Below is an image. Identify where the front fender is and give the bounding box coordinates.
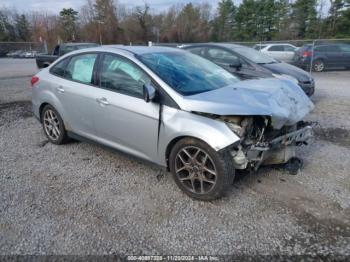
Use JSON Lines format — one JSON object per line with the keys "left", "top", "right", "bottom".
{"left": 158, "top": 106, "right": 240, "bottom": 166}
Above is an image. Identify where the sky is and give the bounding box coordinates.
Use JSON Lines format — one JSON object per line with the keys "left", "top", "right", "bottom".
{"left": 1, "top": 0, "right": 224, "bottom": 14}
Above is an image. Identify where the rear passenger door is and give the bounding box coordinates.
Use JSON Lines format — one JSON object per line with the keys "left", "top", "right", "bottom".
{"left": 50, "top": 53, "right": 99, "bottom": 138}
{"left": 326, "top": 45, "right": 343, "bottom": 67}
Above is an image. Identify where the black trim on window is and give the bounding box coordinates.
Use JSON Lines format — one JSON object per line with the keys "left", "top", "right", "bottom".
{"left": 49, "top": 51, "right": 101, "bottom": 88}
{"left": 96, "top": 52, "right": 180, "bottom": 109}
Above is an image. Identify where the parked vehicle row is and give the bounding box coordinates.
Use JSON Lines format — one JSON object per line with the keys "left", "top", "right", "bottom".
{"left": 6, "top": 50, "right": 38, "bottom": 58}
{"left": 253, "top": 42, "right": 350, "bottom": 72}
{"left": 31, "top": 46, "right": 314, "bottom": 200}
{"left": 181, "top": 43, "right": 315, "bottom": 96}
{"left": 36, "top": 43, "right": 99, "bottom": 68}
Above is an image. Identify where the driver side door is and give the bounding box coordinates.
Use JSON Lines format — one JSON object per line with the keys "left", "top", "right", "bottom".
{"left": 93, "top": 53, "right": 160, "bottom": 162}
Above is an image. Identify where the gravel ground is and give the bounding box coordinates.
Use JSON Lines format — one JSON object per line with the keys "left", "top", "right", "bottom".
{"left": 0, "top": 59, "right": 349, "bottom": 257}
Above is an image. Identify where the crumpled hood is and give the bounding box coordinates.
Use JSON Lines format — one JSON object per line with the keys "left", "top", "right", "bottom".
{"left": 180, "top": 78, "right": 314, "bottom": 129}
{"left": 262, "top": 62, "right": 313, "bottom": 82}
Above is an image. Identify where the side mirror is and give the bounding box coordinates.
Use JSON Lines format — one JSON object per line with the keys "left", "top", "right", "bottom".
{"left": 143, "top": 83, "right": 156, "bottom": 103}
{"left": 229, "top": 58, "right": 242, "bottom": 70}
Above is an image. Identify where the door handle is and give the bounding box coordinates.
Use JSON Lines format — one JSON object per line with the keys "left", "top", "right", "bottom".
{"left": 56, "top": 86, "right": 65, "bottom": 93}
{"left": 96, "top": 97, "right": 110, "bottom": 106}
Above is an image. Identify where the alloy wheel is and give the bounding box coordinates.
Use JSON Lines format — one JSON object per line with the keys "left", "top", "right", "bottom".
{"left": 175, "top": 146, "right": 217, "bottom": 194}
{"left": 43, "top": 109, "right": 61, "bottom": 141}
{"left": 314, "top": 61, "right": 324, "bottom": 72}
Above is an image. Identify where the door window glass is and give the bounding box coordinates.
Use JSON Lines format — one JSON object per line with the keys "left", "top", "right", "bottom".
{"left": 100, "top": 54, "right": 151, "bottom": 98}
{"left": 187, "top": 47, "right": 206, "bottom": 57}
{"left": 340, "top": 44, "right": 350, "bottom": 52}
{"left": 284, "top": 45, "right": 296, "bottom": 52}
{"left": 327, "top": 45, "right": 341, "bottom": 52}
{"left": 65, "top": 53, "right": 97, "bottom": 84}
{"left": 50, "top": 58, "right": 69, "bottom": 77}
{"left": 207, "top": 48, "right": 238, "bottom": 65}
{"left": 268, "top": 45, "right": 284, "bottom": 51}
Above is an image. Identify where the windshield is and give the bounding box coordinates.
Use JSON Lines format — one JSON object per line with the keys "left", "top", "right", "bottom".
{"left": 233, "top": 46, "right": 278, "bottom": 64}
{"left": 138, "top": 51, "right": 239, "bottom": 96}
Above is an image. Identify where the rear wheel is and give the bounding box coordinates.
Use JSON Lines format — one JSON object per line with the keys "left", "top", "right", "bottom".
{"left": 41, "top": 105, "right": 68, "bottom": 145}
{"left": 313, "top": 60, "right": 325, "bottom": 72}
{"left": 169, "top": 138, "right": 235, "bottom": 201}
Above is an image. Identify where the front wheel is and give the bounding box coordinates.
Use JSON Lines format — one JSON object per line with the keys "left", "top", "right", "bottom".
{"left": 169, "top": 138, "right": 235, "bottom": 201}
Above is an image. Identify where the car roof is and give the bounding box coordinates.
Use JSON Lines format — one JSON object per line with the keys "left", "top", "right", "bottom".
{"left": 62, "top": 42, "right": 98, "bottom": 46}
{"left": 101, "top": 45, "right": 181, "bottom": 55}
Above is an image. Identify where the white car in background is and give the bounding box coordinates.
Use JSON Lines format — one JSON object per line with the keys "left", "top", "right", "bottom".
{"left": 254, "top": 43, "right": 298, "bottom": 63}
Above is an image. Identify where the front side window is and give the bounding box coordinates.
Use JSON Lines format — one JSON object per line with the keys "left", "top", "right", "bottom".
{"left": 340, "top": 44, "right": 350, "bottom": 52}
{"left": 232, "top": 46, "right": 277, "bottom": 64}
{"left": 187, "top": 47, "right": 206, "bottom": 57}
{"left": 99, "top": 54, "right": 151, "bottom": 98}
{"left": 327, "top": 45, "right": 341, "bottom": 52}
{"left": 65, "top": 53, "right": 97, "bottom": 84}
{"left": 139, "top": 51, "right": 239, "bottom": 96}
{"left": 207, "top": 48, "right": 238, "bottom": 65}
{"left": 50, "top": 58, "right": 69, "bottom": 77}
{"left": 284, "top": 45, "right": 296, "bottom": 52}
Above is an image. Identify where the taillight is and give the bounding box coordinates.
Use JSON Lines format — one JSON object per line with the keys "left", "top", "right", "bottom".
{"left": 302, "top": 51, "right": 312, "bottom": 57}
{"left": 31, "top": 76, "right": 39, "bottom": 87}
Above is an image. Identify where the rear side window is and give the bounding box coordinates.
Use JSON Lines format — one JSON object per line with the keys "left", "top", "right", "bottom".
{"left": 99, "top": 54, "right": 151, "bottom": 98}
{"left": 50, "top": 58, "right": 69, "bottom": 77}
{"left": 314, "top": 46, "right": 328, "bottom": 52}
{"left": 65, "top": 53, "right": 97, "bottom": 84}
{"left": 268, "top": 45, "right": 284, "bottom": 51}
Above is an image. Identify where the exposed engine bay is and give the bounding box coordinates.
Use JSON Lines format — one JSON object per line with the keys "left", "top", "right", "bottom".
{"left": 220, "top": 115, "right": 313, "bottom": 170}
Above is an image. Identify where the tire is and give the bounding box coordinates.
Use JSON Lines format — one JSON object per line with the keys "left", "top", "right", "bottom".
{"left": 169, "top": 137, "right": 235, "bottom": 201}
{"left": 313, "top": 59, "right": 325, "bottom": 72}
{"left": 41, "top": 104, "right": 69, "bottom": 145}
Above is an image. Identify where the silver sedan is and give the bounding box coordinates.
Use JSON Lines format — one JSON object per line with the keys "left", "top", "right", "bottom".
{"left": 31, "top": 46, "right": 314, "bottom": 200}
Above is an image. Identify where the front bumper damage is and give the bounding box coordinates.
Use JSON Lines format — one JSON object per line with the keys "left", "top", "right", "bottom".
{"left": 232, "top": 125, "right": 314, "bottom": 170}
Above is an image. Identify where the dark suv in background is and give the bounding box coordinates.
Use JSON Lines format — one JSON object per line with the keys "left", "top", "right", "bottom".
{"left": 293, "top": 43, "right": 350, "bottom": 72}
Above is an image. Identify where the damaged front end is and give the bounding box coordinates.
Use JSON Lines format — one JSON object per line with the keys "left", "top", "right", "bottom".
{"left": 221, "top": 116, "right": 313, "bottom": 170}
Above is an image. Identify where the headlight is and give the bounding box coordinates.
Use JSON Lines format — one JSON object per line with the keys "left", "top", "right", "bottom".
{"left": 226, "top": 122, "right": 242, "bottom": 137}
{"left": 272, "top": 73, "right": 298, "bottom": 84}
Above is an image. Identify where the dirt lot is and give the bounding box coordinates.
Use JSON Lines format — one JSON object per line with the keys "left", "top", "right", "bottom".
{"left": 0, "top": 58, "right": 349, "bottom": 257}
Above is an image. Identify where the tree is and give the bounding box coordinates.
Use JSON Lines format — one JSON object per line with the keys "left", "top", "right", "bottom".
{"left": 290, "top": 0, "right": 318, "bottom": 39}
{"left": 134, "top": 4, "right": 152, "bottom": 43}
{"left": 93, "top": 0, "right": 121, "bottom": 44}
{"left": 0, "top": 10, "right": 17, "bottom": 41}
{"left": 59, "top": 8, "right": 78, "bottom": 41}
{"left": 212, "top": 0, "right": 236, "bottom": 41}
{"left": 15, "top": 14, "right": 31, "bottom": 41}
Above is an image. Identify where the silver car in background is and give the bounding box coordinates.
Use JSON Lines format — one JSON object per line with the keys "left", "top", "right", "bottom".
{"left": 254, "top": 43, "right": 298, "bottom": 63}
{"left": 31, "top": 46, "right": 314, "bottom": 200}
